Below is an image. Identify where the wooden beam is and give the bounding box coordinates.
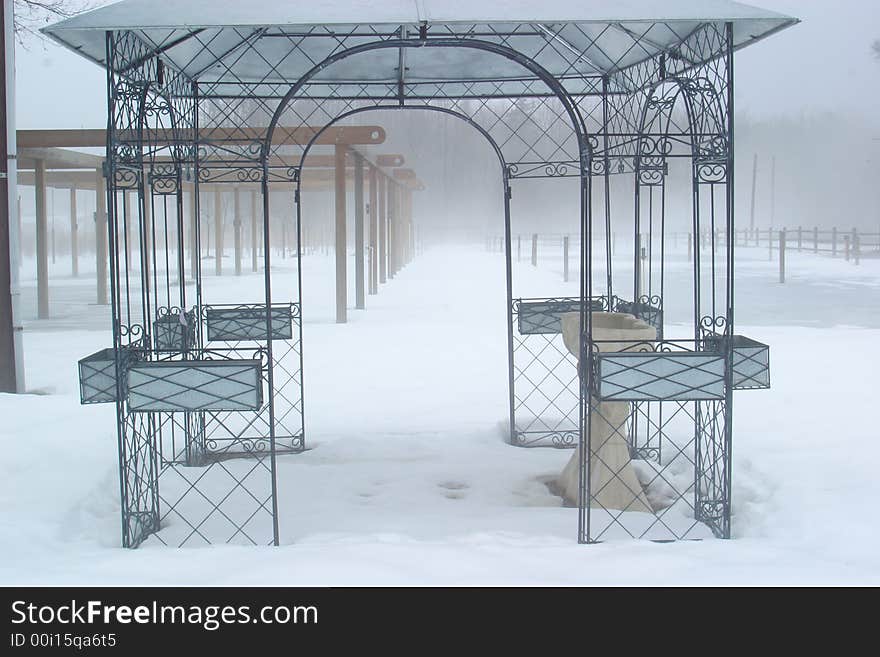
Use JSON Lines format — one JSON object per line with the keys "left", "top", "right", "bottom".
{"left": 18, "top": 146, "right": 102, "bottom": 169}
{"left": 375, "top": 154, "right": 405, "bottom": 167}
{"left": 17, "top": 126, "right": 386, "bottom": 148}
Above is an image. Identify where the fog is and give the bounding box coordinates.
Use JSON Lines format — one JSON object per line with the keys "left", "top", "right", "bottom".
{"left": 12, "top": 0, "right": 880, "bottom": 238}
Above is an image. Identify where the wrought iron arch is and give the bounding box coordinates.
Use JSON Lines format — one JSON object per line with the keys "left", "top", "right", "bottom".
{"left": 258, "top": 37, "right": 597, "bottom": 471}
{"left": 262, "top": 38, "right": 593, "bottom": 167}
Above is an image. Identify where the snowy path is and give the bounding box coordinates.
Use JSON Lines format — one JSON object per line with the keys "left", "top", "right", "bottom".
{"left": 1, "top": 245, "right": 879, "bottom": 584}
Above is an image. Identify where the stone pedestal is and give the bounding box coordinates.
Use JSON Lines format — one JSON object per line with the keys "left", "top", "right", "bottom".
{"left": 558, "top": 312, "right": 654, "bottom": 513}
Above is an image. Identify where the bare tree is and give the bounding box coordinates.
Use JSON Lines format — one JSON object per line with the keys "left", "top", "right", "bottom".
{"left": 13, "top": 1, "right": 92, "bottom": 42}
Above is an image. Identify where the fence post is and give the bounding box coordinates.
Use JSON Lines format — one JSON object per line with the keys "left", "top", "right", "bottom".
{"left": 563, "top": 235, "right": 569, "bottom": 282}
{"left": 687, "top": 232, "right": 692, "bottom": 262}
{"left": 779, "top": 229, "right": 786, "bottom": 284}
{"left": 797, "top": 226, "right": 802, "bottom": 252}
{"left": 844, "top": 234, "right": 850, "bottom": 262}
{"left": 832, "top": 227, "right": 837, "bottom": 257}
{"left": 768, "top": 227, "right": 773, "bottom": 261}
{"left": 531, "top": 233, "right": 538, "bottom": 267}
{"left": 813, "top": 226, "right": 818, "bottom": 254}
{"left": 854, "top": 229, "right": 860, "bottom": 265}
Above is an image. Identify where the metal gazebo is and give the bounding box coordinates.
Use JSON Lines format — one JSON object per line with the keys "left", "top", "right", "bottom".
{"left": 48, "top": 0, "right": 796, "bottom": 547}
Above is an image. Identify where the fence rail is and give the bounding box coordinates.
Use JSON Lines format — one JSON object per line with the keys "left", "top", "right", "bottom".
{"left": 488, "top": 226, "right": 880, "bottom": 284}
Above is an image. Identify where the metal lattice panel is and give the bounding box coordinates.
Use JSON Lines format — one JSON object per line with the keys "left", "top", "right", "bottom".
{"left": 594, "top": 350, "right": 726, "bottom": 402}
{"left": 128, "top": 359, "right": 264, "bottom": 412}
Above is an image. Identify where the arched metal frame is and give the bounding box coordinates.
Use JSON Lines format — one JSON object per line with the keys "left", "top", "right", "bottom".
{"left": 94, "top": 19, "right": 764, "bottom": 548}
{"left": 284, "top": 103, "right": 515, "bottom": 449}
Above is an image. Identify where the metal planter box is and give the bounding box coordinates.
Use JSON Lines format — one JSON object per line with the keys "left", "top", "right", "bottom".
{"left": 153, "top": 308, "right": 197, "bottom": 352}
{"left": 78, "top": 346, "right": 141, "bottom": 404}
{"left": 594, "top": 351, "right": 726, "bottom": 401}
{"left": 729, "top": 335, "right": 770, "bottom": 390}
{"left": 701, "top": 333, "right": 771, "bottom": 390}
{"left": 517, "top": 299, "right": 605, "bottom": 335}
{"left": 205, "top": 305, "right": 293, "bottom": 342}
{"left": 127, "top": 359, "right": 263, "bottom": 412}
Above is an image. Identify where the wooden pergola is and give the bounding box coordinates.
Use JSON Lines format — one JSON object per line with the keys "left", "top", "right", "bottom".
{"left": 17, "top": 128, "right": 423, "bottom": 320}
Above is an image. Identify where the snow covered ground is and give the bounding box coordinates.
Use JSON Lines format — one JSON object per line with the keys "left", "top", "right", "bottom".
{"left": 1, "top": 241, "right": 879, "bottom": 585}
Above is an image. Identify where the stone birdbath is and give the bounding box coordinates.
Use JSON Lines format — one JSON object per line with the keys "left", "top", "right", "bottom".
{"left": 557, "top": 312, "right": 655, "bottom": 513}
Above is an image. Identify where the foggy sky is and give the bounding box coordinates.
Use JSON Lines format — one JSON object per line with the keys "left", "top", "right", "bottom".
{"left": 10, "top": 1, "right": 880, "bottom": 234}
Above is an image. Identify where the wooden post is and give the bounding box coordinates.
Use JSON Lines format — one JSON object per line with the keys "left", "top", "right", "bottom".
{"left": 404, "top": 187, "right": 413, "bottom": 265}
{"left": 854, "top": 229, "right": 860, "bottom": 265}
{"left": 0, "top": 2, "right": 20, "bottom": 392}
{"left": 378, "top": 173, "right": 387, "bottom": 285}
{"left": 844, "top": 234, "right": 850, "bottom": 262}
{"left": 369, "top": 165, "right": 378, "bottom": 295}
{"left": 388, "top": 182, "right": 396, "bottom": 279}
{"left": 214, "top": 187, "right": 223, "bottom": 275}
{"left": 779, "top": 229, "right": 785, "bottom": 284}
{"left": 770, "top": 154, "right": 776, "bottom": 227}
{"left": 641, "top": 243, "right": 647, "bottom": 297}
{"left": 123, "top": 190, "right": 131, "bottom": 270}
{"left": 35, "top": 159, "right": 48, "bottom": 318}
{"left": 831, "top": 227, "right": 837, "bottom": 257}
{"left": 282, "top": 192, "right": 287, "bottom": 260}
{"left": 187, "top": 185, "right": 198, "bottom": 279}
{"left": 563, "top": 235, "right": 569, "bottom": 282}
{"left": 334, "top": 144, "right": 347, "bottom": 323}
{"left": 749, "top": 153, "right": 757, "bottom": 230}
{"left": 531, "top": 233, "right": 538, "bottom": 266}
{"left": 204, "top": 197, "right": 211, "bottom": 258}
{"left": 251, "top": 189, "right": 258, "bottom": 272}
{"left": 141, "top": 184, "right": 150, "bottom": 290}
{"left": 95, "top": 167, "right": 108, "bottom": 305}
{"left": 16, "top": 193, "right": 21, "bottom": 262}
{"left": 69, "top": 187, "right": 78, "bottom": 277}
{"left": 354, "top": 153, "right": 365, "bottom": 309}
{"left": 233, "top": 187, "right": 242, "bottom": 276}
